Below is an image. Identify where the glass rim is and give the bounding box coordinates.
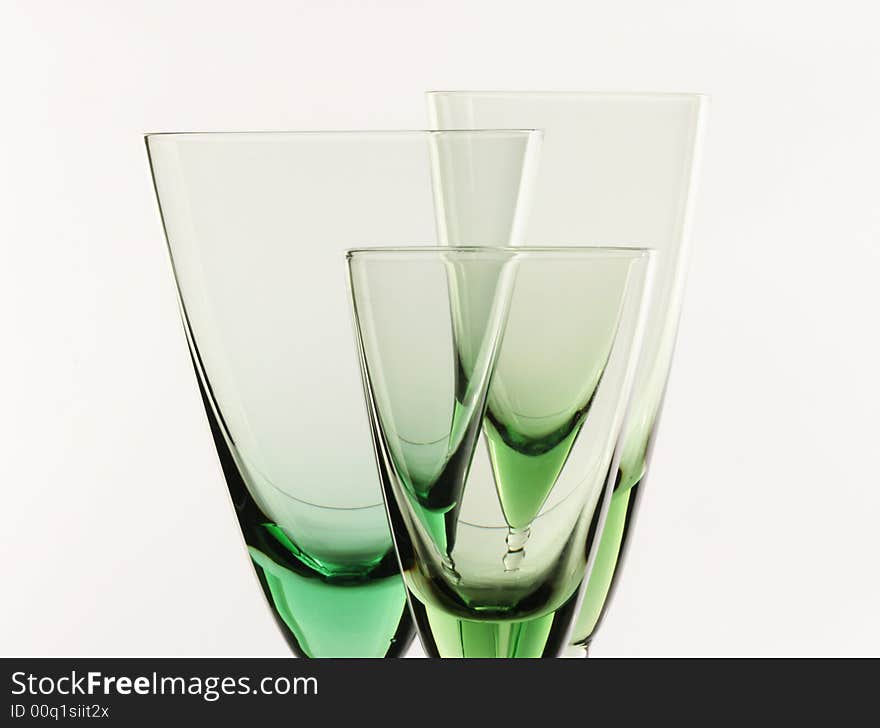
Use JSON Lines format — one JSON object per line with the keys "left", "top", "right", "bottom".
{"left": 144, "top": 128, "right": 543, "bottom": 141}
{"left": 346, "top": 245, "right": 655, "bottom": 260}
{"left": 427, "top": 90, "right": 709, "bottom": 101}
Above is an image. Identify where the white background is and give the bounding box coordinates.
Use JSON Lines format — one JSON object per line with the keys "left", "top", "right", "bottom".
{"left": 1, "top": 0, "right": 878, "bottom": 657}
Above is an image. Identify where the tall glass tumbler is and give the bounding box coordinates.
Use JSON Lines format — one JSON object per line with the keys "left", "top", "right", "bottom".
{"left": 349, "top": 247, "right": 654, "bottom": 657}
{"left": 145, "top": 130, "right": 541, "bottom": 657}
{"left": 428, "top": 92, "right": 708, "bottom": 652}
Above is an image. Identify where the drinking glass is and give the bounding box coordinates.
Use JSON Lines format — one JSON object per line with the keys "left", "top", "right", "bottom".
{"left": 145, "top": 130, "right": 541, "bottom": 657}
{"left": 427, "top": 91, "right": 708, "bottom": 654}
{"left": 348, "top": 246, "right": 654, "bottom": 657}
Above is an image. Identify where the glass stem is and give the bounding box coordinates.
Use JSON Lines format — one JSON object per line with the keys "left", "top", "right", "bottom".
{"left": 503, "top": 525, "right": 531, "bottom": 571}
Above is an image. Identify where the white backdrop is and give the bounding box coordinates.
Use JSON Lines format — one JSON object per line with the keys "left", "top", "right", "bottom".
{"left": 1, "top": 0, "right": 878, "bottom": 657}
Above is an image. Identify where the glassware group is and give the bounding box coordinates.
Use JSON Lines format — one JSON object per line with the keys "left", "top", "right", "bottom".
{"left": 146, "top": 92, "right": 707, "bottom": 658}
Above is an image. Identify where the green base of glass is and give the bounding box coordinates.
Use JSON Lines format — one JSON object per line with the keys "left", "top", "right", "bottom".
{"left": 408, "top": 590, "right": 580, "bottom": 658}
{"left": 191, "top": 345, "right": 415, "bottom": 658}
{"left": 249, "top": 542, "right": 412, "bottom": 658}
